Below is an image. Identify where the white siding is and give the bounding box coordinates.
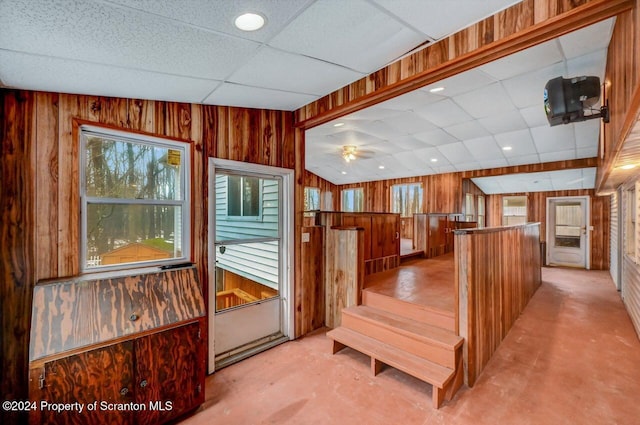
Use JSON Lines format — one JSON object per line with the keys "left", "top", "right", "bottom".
{"left": 611, "top": 191, "right": 620, "bottom": 289}
{"left": 214, "top": 175, "right": 280, "bottom": 288}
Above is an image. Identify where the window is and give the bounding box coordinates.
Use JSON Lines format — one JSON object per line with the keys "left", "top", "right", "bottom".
{"left": 465, "top": 193, "right": 475, "bottom": 222}
{"left": 228, "top": 175, "right": 260, "bottom": 217}
{"left": 341, "top": 188, "right": 364, "bottom": 212}
{"left": 477, "top": 195, "right": 485, "bottom": 228}
{"left": 502, "top": 196, "right": 527, "bottom": 225}
{"left": 304, "top": 187, "right": 321, "bottom": 211}
{"left": 391, "top": 183, "right": 423, "bottom": 217}
{"left": 81, "top": 127, "right": 189, "bottom": 271}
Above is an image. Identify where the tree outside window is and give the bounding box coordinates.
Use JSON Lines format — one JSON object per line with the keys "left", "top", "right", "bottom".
{"left": 391, "top": 183, "right": 423, "bottom": 217}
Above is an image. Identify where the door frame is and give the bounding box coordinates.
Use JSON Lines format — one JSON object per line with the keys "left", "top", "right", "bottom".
{"left": 207, "top": 158, "right": 295, "bottom": 373}
{"left": 546, "top": 195, "right": 590, "bottom": 270}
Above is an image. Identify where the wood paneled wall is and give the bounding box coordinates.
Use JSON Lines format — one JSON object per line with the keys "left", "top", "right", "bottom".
{"left": 486, "top": 189, "right": 610, "bottom": 270}
{"left": 304, "top": 170, "right": 339, "bottom": 211}
{"left": 295, "top": 0, "right": 631, "bottom": 128}
{"left": 455, "top": 223, "right": 542, "bottom": 387}
{"left": 339, "top": 173, "right": 463, "bottom": 213}
{"left": 0, "top": 89, "right": 301, "bottom": 419}
{"left": 299, "top": 226, "right": 325, "bottom": 334}
{"left": 597, "top": 0, "right": 640, "bottom": 191}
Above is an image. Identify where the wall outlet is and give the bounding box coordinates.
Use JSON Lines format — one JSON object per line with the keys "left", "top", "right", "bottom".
{"left": 302, "top": 232, "right": 310, "bottom": 243}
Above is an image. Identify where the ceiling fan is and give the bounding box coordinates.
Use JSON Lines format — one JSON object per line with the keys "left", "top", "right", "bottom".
{"left": 341, "top": 145, "right": 374, "bottom": 162}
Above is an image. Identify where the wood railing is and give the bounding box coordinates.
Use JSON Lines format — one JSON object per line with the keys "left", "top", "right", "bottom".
{"left": 454, "top": 223, "right": 541, "bottom": 386}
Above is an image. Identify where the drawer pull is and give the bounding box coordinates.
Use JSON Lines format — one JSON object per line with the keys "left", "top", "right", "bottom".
{"left": 129, "top": 313, "right": 139, "bottom": 321}
{"left": 120, "top": 387, "right": 129, "bottom": 396}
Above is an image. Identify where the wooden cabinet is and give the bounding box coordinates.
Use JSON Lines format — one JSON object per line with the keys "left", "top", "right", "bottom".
{"left": 28, "top": 267, "right": 206, "bottom": 425}
{"left": 371, "top": 214, "right": 399, "bottom": 259}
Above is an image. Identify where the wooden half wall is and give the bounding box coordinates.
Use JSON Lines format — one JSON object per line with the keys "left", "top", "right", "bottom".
{"left": 455, "top": 223, "right": 542, "bottom": 387}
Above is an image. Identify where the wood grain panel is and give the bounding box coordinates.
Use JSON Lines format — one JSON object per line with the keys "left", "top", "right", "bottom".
{"left": 135, "top": 322, "right": 205, "bottom": 424}
{"left": 29, "top": 268, "right": 206, "bottom": 361}
{"left": 304, "top": 170, "right": 339, "bottom": 211}
{"left": 31, "top": 341, "right": 135, "bottom": 425}
{"left": 325, "top": 227, "right": 364, "bottom": 328}
{"left": 1, "top": 90, "right": 36, "bottom": 425}
{"left": 299, "top": 226, "right": 325, "bottom": 334}
{"left": 455, "top": 223, "right": 542, "bottom": 387}
{"left": 485, "top": 190, "right": 610, "bottom": 270}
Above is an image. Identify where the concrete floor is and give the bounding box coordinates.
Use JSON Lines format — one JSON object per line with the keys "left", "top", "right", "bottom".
{"left": 182, "top": 267, "right": 640, "bottom": 425}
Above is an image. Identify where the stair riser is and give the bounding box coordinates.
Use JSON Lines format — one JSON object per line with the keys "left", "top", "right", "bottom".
{"left": 341, "top": 313, "right": 456, "bottom": 368}
{"left": 363, "top": 291, "right": 455, "bottom": 332}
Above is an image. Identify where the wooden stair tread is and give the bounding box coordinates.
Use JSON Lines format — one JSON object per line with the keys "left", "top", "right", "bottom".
{"left": 343, "top": 305, "right": 463, "bottom": 350}
{"left": 327, "top": 327, "right": 454, "bottom": 388}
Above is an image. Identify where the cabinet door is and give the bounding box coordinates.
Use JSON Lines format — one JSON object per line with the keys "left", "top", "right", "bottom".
{"left": 372, "top": 215, "right": 399, "bottom": 258}
{"left": 134, "top": 322, "right": 205, "bottom": 424}
{"left": 342, "top": 214, "right": 372, "bottom": 260}
{"left": 33, "top": 341, "right": 135, "bottom": 425}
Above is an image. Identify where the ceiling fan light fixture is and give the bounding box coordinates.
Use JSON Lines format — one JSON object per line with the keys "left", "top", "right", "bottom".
{"left": 235, "top": 13, "right": 265, "bottom": 31}
{"left": 342, "top": 145, "right": 358, "bottom": 162}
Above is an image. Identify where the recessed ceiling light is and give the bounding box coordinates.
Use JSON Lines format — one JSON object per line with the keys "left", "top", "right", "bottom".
{"left": 429, "top": 87, "right": 445, "bottom": 93}
{"left": 502, "top": 146, "right": 512, "bottom": 151}
{"left": 341, "top": 171, "right": 347, "bottom": 175}
{"left": 333, "top": 122, "right": 345, "bottom": 127}
{"left": 235, "top": 13, "right": 265, "bottom": 31}
{"left": 379, "top": 165, "right": 385, "bottom": 169}
{"left": 430, "top": 158, "right": 438, "bottom": 162}
{"left": 620, "top": 164, "right": 636, "bottom": 170}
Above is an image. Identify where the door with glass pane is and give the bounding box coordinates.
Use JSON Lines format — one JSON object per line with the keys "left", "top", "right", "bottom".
{"left": 547, "top": 197, "right": 589, "bottom": 268}
{"left": 212, "top": 168, "right": 286, "bottom": 369}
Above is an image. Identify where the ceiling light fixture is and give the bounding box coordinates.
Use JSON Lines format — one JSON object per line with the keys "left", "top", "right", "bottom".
{"left": 502, "top": 146, "right": 512, "bottom": 151}
{"left": 342, "top": 145, "right": 357, "bottom": 162}
{"left": 430, "top": 87, "right": 445, "bottom": 93}
{"left": 333, "top": 122, "right": 345, "bottom": 127}
{"left": 430, "top": 158, "right": 438, "bottom": 162}
{"left": 620, "top": 164, "right": 636, "bottom": 170}
{"left": 341, "top": 171, "right": 347, "bottom": 175}
{"left": 379, "top": 165, "right": 385, "bottom": 169}
{"left": 235, "top": 13, "right": 265, "bottom": 31}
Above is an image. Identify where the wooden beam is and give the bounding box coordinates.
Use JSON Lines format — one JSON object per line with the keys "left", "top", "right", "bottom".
{"left": 460, "top": 157, "right": 599, "bottom": 178}
{"left": 295, "top": 0, "right": 633, "bottom": 130}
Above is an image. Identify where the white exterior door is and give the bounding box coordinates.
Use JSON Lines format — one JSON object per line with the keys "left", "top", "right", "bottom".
{"left": 547, "top": 196, "right": 589, "bottom": 268}
{"left": 208, "top": 159, "right": 293, "bottom": 373}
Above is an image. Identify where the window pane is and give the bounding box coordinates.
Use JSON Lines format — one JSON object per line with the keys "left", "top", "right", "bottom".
{"left": 85, "top": 204, "right": 183, "bottom": 268}
{"left": 84, "top": 136, "right": 183, "bottom": 200}
{"left": 304, "top": 187, "right": 320, "bottom": 211}
{"left": 391, "top": 184, "right": 422, "bottom": 217}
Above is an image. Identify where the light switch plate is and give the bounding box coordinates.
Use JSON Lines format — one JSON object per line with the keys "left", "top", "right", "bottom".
{"left": 302, "top": 232, "right": 310, "bottom": 243}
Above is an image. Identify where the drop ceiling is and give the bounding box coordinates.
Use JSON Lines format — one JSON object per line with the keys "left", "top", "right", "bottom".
{"left": 305, "top": 18, "right": 615, "bottom": 191}
{"left": 0, "top": 1, "right": 615, "bottom": 195}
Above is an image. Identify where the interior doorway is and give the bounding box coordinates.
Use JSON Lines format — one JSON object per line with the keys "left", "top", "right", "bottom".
{"left": 546, "top": 196, "right": 590, "bottom": 269}
{"left": 208, "top": 158, "right": 294, "bottom": 373}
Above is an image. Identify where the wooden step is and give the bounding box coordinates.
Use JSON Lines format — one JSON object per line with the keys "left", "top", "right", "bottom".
{"left": 341, "top": 305, "right": 462, "bottom": 368}
{"left": 327, "top": 326, "right": 456, "bottom": 409}
{"left": 362, "top": 289, "right": 455, "bottom": 331}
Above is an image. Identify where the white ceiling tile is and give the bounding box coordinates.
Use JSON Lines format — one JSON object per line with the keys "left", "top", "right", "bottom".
{"left": 328, "top": 130, "right": 387, "bottom": 147}
{"left": 502, "top": 62, "right": 566, "bottom": 108}
{"left": 520, "top": 105, "right": 550, "bottom": 128}
{"left": 437, "top": 142, "right": 474, "bottom": 163}
{"left": 445, "top": 120, "right": 490, "bottom": 140}
{"left": 392, "top": 151, "right": 429, "bottom": 170}
{"left": 204, "top": 83, "right": 318, "bottom": 110}
{"left": 269, "top": 0, "right": 424, "bottom": 73}
{"left": 413, "top": 128, "right": 459, "bottom": 146}
{"left": 455, "top": 162, "right": 483, "bottom": 172}
{"left": 413, "top": 147, "right": 449, "bottom": 164}
{"left": 530, "top": 124, "right": 575, "bottom": 153}
{"left": 573, "top": 120, "right": 601, "bottom": 148}
{"left": 506, "top": 154, "right": 541, "bottom": 166}
{"left": 494, "top": 129, "right": 537, "bottom": 156}
{"left": 383, "top": 112, "right": 437, "bottom": 135}
{"left": 423, "top": 69, "right": 498, "bottom": 97}
{"left": 371, "top": 0, "right": 520, "bottom": 39}
{"left": 414, "top": 99, "right": 472, "bottom": 127}
{"left": 0, "top": 0, "right": 261, "bottom": 79}
{"left": 478, "top": 110, "right": 528, "bottom": 134}
{"left": 346, "top": 106, "right": 405, "bottom": 121}
{"left": 479, "top": 158, "right": 509, "bottom": 169}
{"left": 356, "top": 120, "right": 406, "bottom": 140}
{"left": 435, "top": 164, "right": 458, "bottom": 174}
{"left": 577, "top": 146, "right": 598, "bottom": 158}
{"left": 380, "top": 89, "right": 444, "bottom": 111}
{"left": 368, "top": 141, "right": 404, "bottom": 154}
{"left": 559, "top": 18, "right": 615, "bottom": 59}
{"left": 228, "top": 47, "right": 363, "bottom": 96}
{"left": 479, "top": 39, "right": 564, "bottom": 80}
{"left": 539, "top": 149, "right": 577, "bottom": 163}
{"left": 394, "top": 136, "right": 433, "bottom": 150}
{"left": 0, "top": 50, "right": 221, "bottom": 103}
{"left": 107, "top": 0, "right": 314, "bottom": 42}
{"left": 566, "top": 49, "right": 608, "bottom": 82}
{"left": 463, "top": 136, "right": 502, "bottom": 161}
{"left": 453, "top": 83, "right": 516, "bottom": 119}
